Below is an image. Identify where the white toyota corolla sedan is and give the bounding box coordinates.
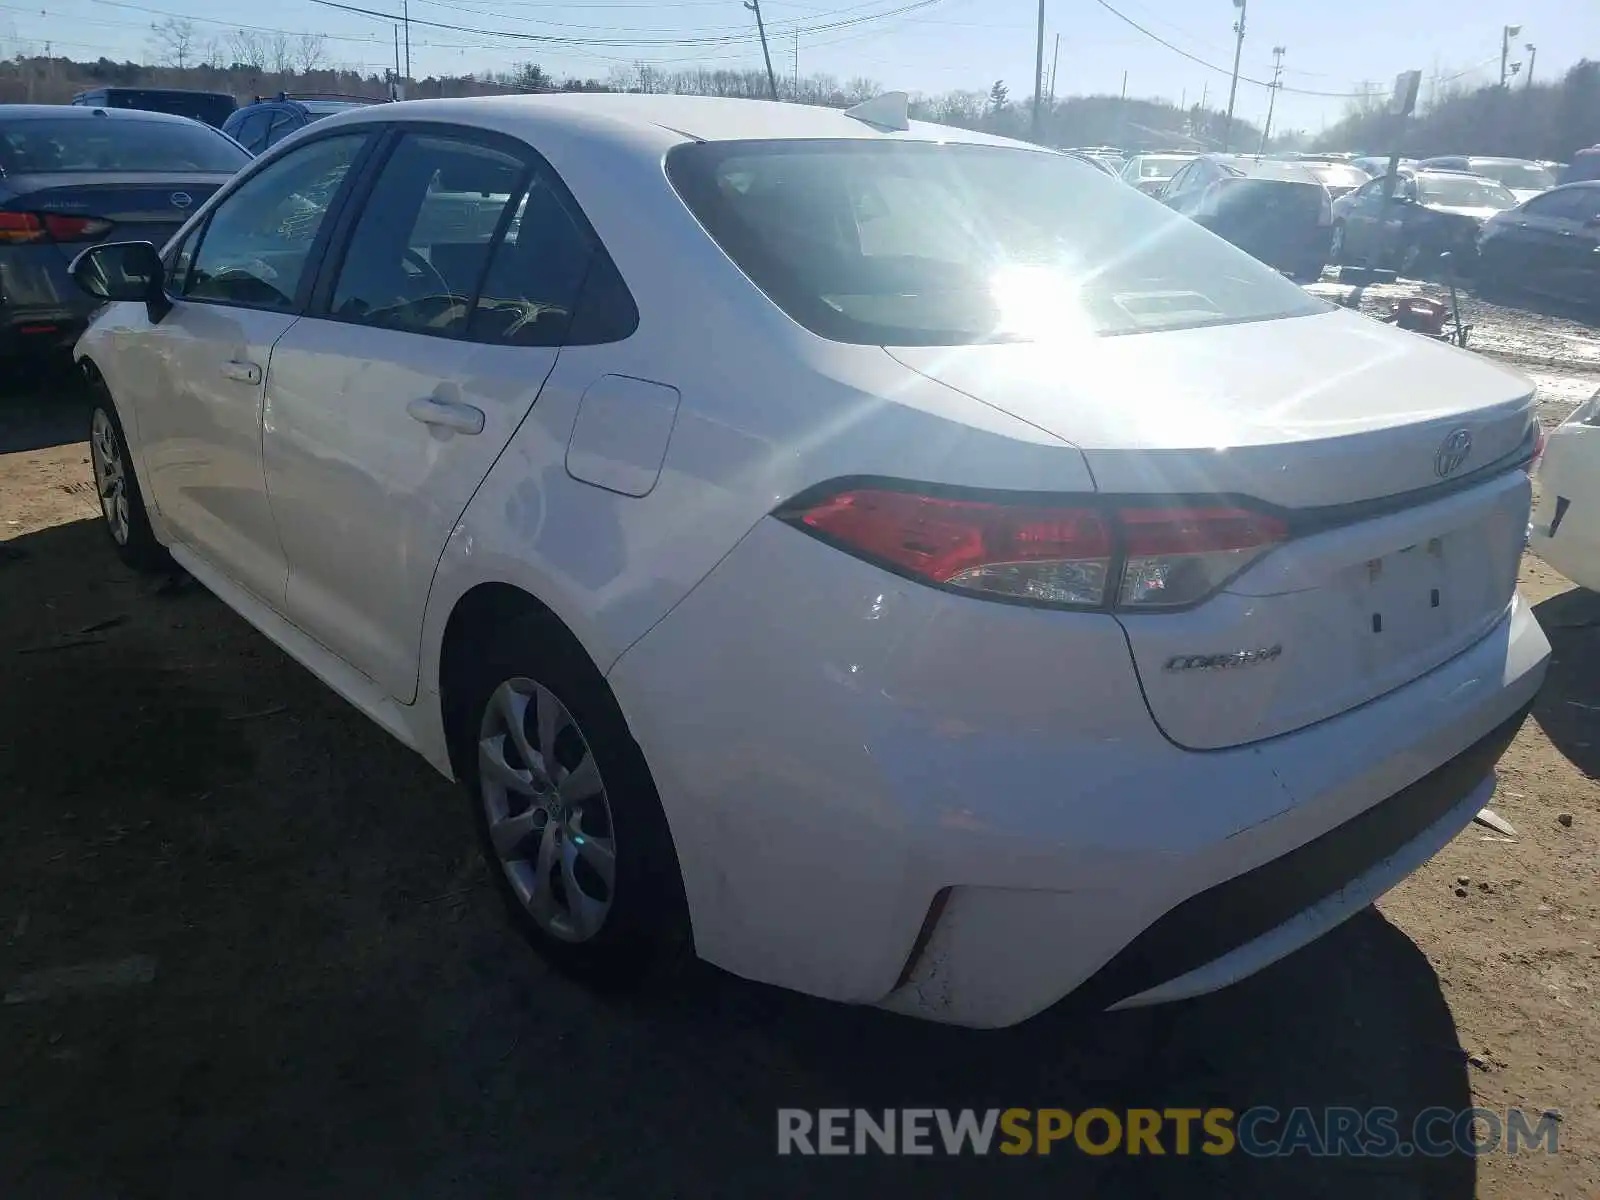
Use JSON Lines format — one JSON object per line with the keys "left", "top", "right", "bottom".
{"left": 70, "top": 92, "right": 1549, "bottom": 1028}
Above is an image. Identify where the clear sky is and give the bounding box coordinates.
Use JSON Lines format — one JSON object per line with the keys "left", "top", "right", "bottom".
{"left": 5, "top": 0, "right": 1596, "bottom": 134}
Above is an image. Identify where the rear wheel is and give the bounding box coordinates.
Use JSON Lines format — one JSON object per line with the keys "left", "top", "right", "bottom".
{"left": 457, "top": 613, "right": 691, "bottom": 989}
{"left": 87, "top": 391, "right": 167, "bottom": 573}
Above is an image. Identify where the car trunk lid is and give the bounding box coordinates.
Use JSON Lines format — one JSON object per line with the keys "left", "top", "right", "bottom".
{"left": 1, "top": 173, "right": 227, "bottom": 257}
{"left": 888, "top": 309, "right": 1538, "bottom": 748}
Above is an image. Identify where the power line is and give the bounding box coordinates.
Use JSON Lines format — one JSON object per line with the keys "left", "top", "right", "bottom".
{"left": 304, "top": 0, "right": 948, "bottom": 48}
{"left": 1089, "top": 0, "right": 1369, "bottom": 99}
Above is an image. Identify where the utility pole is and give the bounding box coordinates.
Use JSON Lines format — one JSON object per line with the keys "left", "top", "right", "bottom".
{"left": 1524, "top": 42, "right": 1537, "bottom": 88}
{"left": 392, "top": 25, "right": 401, "bottom": 98}
{"left": 1223, "top": 0, "right": 1246, "bottom": 151}
{"left": 1031, "top": 0, "right": 1045, "bottom": 142}
{"left": 793, "top": 29, "right": 799, "bottom": 94}
{"left": 744, "top": 0, "right": 780, "bottom": 100}
{"left": 1259, "top": 45, "right": 1284, "bottom": 153}
{"left": 1120, "top": 70, "right": 1127, "bottom": 100}
{"left": 403, "top": 0, "right": 411, "bottom": 80}
{"left": 1500, "top": 23, "right": 1521, "bottom": 88}
{"left": 1048, "top": 32, "right": 1060, "bottom": 103}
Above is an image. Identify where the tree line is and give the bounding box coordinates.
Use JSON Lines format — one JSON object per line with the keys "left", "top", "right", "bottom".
{"left": 1313, "top": 59, "right": 1600, "bottom": 160}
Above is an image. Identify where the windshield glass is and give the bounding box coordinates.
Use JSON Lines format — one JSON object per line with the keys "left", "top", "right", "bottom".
{"left": 1475, "top": 161, "right": 1556, "bottom": 191}
{"left": 1136, "top": 156, "right": 1190, "bottom": 178}
{"left": 1418, "top": 174, "right": 1518, "bottom": 209}
{"left": 668, "top": 139, "right": 1326, "bottom": 345}
{"left": 0, "top": 118, "right": 248, "bottom": 173}
{"left": 1304, "top": 163, "right": 1370, "bottom": 190}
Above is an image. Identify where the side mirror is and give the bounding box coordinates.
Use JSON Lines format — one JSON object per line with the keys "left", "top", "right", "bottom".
{"left": 69, "top": 240, "right": 171, "bottom": 322}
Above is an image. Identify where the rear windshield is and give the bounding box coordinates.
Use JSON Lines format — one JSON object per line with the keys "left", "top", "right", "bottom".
{"left": 1135, "top": 156, "right": 1190, "bottom": 178}
{"left": 1303, "top": 163, "right": 1370, "bottom": 190}
{"left": 667, "top": 139, "right": 1325, "bottom": 345}
{"left": 1473, "top": 161, "right": 1555, "bottom": 191}
{"left": 1418, "top": 175, "right": 1518, "bottom": 209}
{"left": 0, "top": 118, "right": 248, "bottom": 174}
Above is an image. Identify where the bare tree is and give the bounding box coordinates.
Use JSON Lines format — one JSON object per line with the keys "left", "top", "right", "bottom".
{"left": 268, "top": 32, "right": 294, "bottom": 78}
{"left": 150, "top": 16, "right": 197, "bottom": 69}
{"left": 227, "top": 29, "right": 267, "bottom": 71}
{"left": 294, "top": 33, "right": 326, "bottom": 75}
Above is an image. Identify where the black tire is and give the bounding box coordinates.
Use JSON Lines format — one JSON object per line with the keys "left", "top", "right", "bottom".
{"left": 454, "top": 610, "right": 692, "bottom": 991}
{"left": 85, "top": 371, "right": 169, "bottom": 573}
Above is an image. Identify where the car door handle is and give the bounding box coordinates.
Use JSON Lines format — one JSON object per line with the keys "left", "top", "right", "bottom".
{"left": 221, "top": 359, "right": 262, "bottom": 384}
{"left": 407, "top": 396, "right": 485, "bottom": 435}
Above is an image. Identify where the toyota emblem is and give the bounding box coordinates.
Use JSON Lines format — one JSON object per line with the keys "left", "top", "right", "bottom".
{"left": 170, "top": 191, "right": 193, "bottom": 209}
{"left": 1435, "top": 428, "right": 1473, "bottom": 478}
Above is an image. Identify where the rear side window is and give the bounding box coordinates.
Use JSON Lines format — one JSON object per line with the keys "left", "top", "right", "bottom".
{"left": 0, "top": 118, "right": 249, "bottom": 173}
{"left": 263, "top": 113, "right": 300, "bottom": 149}
{"left": 667, "top": 139, "right": 1325, "bottom": 345}
{"left": 467, "top": 176, "right": 597, "bottom": 346}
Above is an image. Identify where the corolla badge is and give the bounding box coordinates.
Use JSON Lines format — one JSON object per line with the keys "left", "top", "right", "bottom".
{"left": 1163, "top": 645, "right": 1283, "bottom": 672}
{"left": 170, "top": 192, "right": 193, "bottom": 209}
{"left": 1434, "top": 428, "right": 1473, "bottom": 478}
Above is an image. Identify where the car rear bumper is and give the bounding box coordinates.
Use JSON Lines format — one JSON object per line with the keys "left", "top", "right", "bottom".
{"left": 610, "top": 517, "right": 1549, "bottom": 1028}
{"left": 0, "top": 244, "right": 97, "bottom": 356}
{"left": 1205, "top": 220, "right": 1331, "bottom": 273}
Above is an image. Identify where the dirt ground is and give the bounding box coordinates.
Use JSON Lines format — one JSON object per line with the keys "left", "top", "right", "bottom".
{"left": 1, "top": 289, "right": 1597, "bottom": 1199}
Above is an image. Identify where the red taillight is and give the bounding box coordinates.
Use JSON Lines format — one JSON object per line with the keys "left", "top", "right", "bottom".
{"left": 0, "top": 212, "right": 47, "bottom": 243}
{"left": 0, "top": 211, "right": 112, "bottom": 244}
{"left": 41, "top": 214, "right": 113, "bottom": 242}
{"left": 1118, "top": 506, "right": 1288, "bottom": 608}
{"left": 780, "top": 487, "right": 1287, "bottom": 611}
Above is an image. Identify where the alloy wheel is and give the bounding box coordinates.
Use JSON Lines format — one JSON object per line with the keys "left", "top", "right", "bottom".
{"left": 89, "top": 408, "right": 130, "bottom": 546}
{"left": 478, "top": 676, "right": 617, "bottom": 942}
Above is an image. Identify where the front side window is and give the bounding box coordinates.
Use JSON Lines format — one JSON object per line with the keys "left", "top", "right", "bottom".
{"left": 329, "top": 133, "right": 528, "bottom": 337}
{"left": 185, "top": 133, "right": 368, "bottom": 311}
{"left": 0, "top": 118, "right": 249, "bottom": 174}
{"left": 668, "top": 140, "right": 1326, "bottom": 345}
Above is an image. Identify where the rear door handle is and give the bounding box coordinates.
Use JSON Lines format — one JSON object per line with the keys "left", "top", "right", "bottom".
{"left": 221, "top": 359, "right": 262, "bottom": 385}
{"left": 406, "top": 396, "right": 485, "bottom": 435}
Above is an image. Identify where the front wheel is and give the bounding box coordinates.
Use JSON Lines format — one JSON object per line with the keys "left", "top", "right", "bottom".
{"left": 458, "top": 613, "right": 691, "bottom": 990}
{"left": 87, "top": 392, "right": 168, "bottom": 573}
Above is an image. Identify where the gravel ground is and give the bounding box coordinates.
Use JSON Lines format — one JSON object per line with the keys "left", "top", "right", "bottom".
{"left": 1, "top": 292, "right": 1597, "bottom": 1198}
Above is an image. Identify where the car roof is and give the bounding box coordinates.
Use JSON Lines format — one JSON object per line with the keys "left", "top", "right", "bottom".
{"left": 308, "top": 92, "right": 1036, "bottom": 152}
{"left": 1412, "top": 167, "right": 1497, "bottom": 178}
{"left": 1205, "top": 154, "right": 1322, "bottom": 182}
{"left": 0, "top": 103, "right": 209, "bottom": 125}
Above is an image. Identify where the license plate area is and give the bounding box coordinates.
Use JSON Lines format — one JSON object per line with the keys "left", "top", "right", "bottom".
{"left": 1362, "top": 537, "right": 1449, "bottom": 644}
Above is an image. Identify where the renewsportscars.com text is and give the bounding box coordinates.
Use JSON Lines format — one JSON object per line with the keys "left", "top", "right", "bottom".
{"left": 776, "top": 1106, "right": 1561, "bottom": 1158}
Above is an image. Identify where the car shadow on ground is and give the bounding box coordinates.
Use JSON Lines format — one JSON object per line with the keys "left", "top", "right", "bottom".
{"left": 1531, "top": 587, "right": 1600, "bottom": 779}
{"left": 0, "top": 361, "right": 90, "bottom": 454}
{"left": 1462, "top": 284, "right": 1600, "bottom": 331}
{"left": 0, "top": 516, "right": 1480, "bottom": 1199}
